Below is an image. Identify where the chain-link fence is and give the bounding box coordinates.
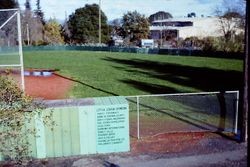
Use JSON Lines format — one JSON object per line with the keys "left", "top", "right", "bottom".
{"left": 23, "top": 46, "right": 243, "bottom": 59}
{"left": 0, "top": 9, "right": 24, "bottom": 90}
{"left": 126, "top": 91, "right": 239, "bottom": 139}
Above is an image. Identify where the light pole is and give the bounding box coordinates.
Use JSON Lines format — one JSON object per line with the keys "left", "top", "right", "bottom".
{"left": 98, "top": 0, "right": 101, "bottom": 44}
{"left": 26, "top": 23, "right": 30, "bottom": 45}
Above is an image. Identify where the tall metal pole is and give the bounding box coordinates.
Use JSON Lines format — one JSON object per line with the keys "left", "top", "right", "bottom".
{"left": 17, "top": 10, "right": 25, "bottom": 92}
{"left": 241, "top": 0, "right": 248, "bottom": 142}
{"left": 137, "top": 96, "right": 140, "bottom": 139}
{"left": 99, "top": 0, "right": 101, "bottom": 44}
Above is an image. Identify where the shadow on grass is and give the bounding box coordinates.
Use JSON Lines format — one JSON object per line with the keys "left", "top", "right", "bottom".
{"left": 54, "top": 73, "right": 119, "bottom": 96}
{"left": 103, "top": 57, "right": 243, "bottom": 93}
{"left": 55, "top": 72, "right": 215, "bottom": 132}
{"left": 121, "top": 80, "right": 179, "bottom": 94}
{"left": 54, "top": 57, "right": 241, "bottom": 140}
{"left": 103, "top": 57, "right": 242, "bottom": 139}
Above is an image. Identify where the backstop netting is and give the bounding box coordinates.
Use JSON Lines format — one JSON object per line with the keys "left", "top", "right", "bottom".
{"left": 126, "top": 91, "right": 239, "bottom": 138}
{"left": 0, "top": 9, "right": 24, "bottom": 91}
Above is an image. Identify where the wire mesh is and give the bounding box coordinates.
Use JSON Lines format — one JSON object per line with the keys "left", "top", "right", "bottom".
{"left": 0, "top": 9, "right": 20, "bottom": 65}
{"left": 0, "top": 9, "right": 24, "bottom": 90}
{"left": 126, "top": 91, "right": 239, "bottom": 138}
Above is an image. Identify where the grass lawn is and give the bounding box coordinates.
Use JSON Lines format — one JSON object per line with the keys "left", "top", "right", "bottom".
{"left": 0, "top": 53, "right": 20, "bottom": 65}
{"left": 23, "top": 50, "right": 243, "bottom": 98}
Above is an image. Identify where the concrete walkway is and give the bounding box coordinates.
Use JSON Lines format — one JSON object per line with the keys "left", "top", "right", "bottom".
{"left": 116, "top": 149, "right": 247, "bottom": 167}
{"left": 72, "top": 148, "right": 247, "bottom": 167}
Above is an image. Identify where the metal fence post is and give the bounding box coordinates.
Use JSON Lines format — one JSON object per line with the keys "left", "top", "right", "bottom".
{"left": 17, "top": 9, "right": 25, "bottom": 92}
{"left": 234, "top": 91, "right": 239, "bottom": 134}
{"left": 137, "top": 96, "right": 140, "bottom": 140}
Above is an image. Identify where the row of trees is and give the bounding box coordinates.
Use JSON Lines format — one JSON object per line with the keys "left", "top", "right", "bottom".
{"left": 0, "top": 0, "right": 64, "bottom": 45}
{"left": 0, "top": 0, "right": 151, "bottom": 46}
{"left": 65, "top": 6, "right": 151, "bottom": 46}
{"left": 21, "top": 0, "right": 64, "bottom": 45}
{"left": 0, "top": 0, "right": 246, "bottom": 52}
{"left": 178, "top": 3, "right": 245, "bottom": 52}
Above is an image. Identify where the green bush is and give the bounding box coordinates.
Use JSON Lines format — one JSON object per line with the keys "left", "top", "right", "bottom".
{"left": 0, "top": 76, "right": 53, "bottom": 165}
{"left": 201, "top": 37, "right": 217, "bottom": 51}
{"left": 197, "top": 35, "right": 244, "bottom": 53}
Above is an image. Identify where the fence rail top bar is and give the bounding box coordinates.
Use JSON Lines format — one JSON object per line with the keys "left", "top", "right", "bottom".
{"left": 0, "top": 64, "right": 22, "bottom": 67}
{"left": 126, "top": 90, "right": 239, "bottom": 98}
{"left": 0, "top": 8, "right": 19, "bottom": 12}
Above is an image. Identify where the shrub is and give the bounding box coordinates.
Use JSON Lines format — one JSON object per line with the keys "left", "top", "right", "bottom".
{"left": 0, "top": 76, "right": 53, "bottom": 165}
{"left": 189, "top": 35, "right": 245, "bottom": 53}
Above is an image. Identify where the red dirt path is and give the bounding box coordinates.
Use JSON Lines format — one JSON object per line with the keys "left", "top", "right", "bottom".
{"left": 130, "top": 132, "right": 217, "bottom": 154}
{"left": 24, "top": 73, "right": 73, "bottom": 100}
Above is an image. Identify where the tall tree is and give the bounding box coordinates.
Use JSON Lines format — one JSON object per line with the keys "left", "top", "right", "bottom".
{"left": 62, "top": 21, "right": 72, "bottom": 44}
{"left": 24, "top": 0, "right": 31, "bottom": 10}
{"left": 22, "top": 0, "right": 32, "bottom": 45}
{"left": 34, "top": 0, "right": 45, "bottom": 25}
{"left": 0, "top": 0, "right": 18, "bottom": 9}
{"left": 61, "top": 12, "right": 72, "bottom": 44}
{"left": 216, "top": 0, "right": 245, "bottom": 39}
{"left": 44, "top": 19, "right": 64, "bottom": 45}
{"left": 31, "top": 0, "right": 45, "bottom": 45}
{"left": 29, "top": 17, "right": 44, "bottom": 45}
{"left": 214, "top": 0, "right": 246, "bottom": 52}
{"left": 110, "top": 18, "right": 124, "bottom": 38}
{"left": 217, "top": 11, "right": 244, "bottom": 42}
{"left": 68, "top": 4, "right": 109, "bottom": 44}
{"left": 21, "top": 2, "right": 44, "bottom": 46}
{"left": 21, "top": 13, "right": 44, "bottom": 45}
{"left": 122, "top": 11, "right": 150, "bottom": 45}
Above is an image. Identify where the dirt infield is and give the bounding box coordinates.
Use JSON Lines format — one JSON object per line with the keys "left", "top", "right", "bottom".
{"left": 24, "top": 73, "right": 73, "bottom": 100}
{"left": 0, "top": 69, "right": 73, "bottom": 100}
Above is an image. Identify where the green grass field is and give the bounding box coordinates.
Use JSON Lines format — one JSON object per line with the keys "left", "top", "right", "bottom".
{"left": 0, "top": 53, "right": 20, "bottom": 65}
{"left": 23, "top": 50, "right": 243, "bottom": 98}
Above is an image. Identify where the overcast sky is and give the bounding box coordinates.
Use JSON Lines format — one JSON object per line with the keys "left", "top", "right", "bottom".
{"left": 18, "top": 0, "right": 225, "bottom": 21}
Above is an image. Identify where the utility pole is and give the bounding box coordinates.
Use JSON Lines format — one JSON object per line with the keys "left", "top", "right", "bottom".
{"left": 26, "top": 23, "right": 30, "bottom": 45}
{"left": 99, "top": 0, "right": 101, "bottom": 44}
